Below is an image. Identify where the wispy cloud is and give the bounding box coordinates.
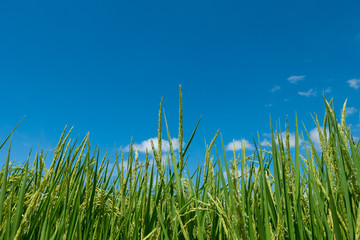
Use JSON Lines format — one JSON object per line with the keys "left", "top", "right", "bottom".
{"left": 264, "top": 103, "right": 272, "bottom": 108}
{"left": 287, "top": 75, "right": 305, "bottom": 84}
{"left": 298, "top": 88, "right": 317, "bottom": 97}
{"left": 347, "top": 79, "right": 360, "bottom": 89}
{"left": 124, "top": 137, "right": 179, "bottom": 153}
{"left": 346, "top": 107, "right": 358, "bottom": 117}
{"left": 226, "top": 139, "right": 255, "bottom": 151}
{"left": 324, "top": 87, "right": 332, "bottom": 93}
{"left": 270, "top": 85, "right": 281, "bottom": 93}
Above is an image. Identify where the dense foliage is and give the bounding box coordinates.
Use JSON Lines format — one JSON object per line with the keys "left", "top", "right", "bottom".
{"left": 1, "top": 88, "right": 360, "bottom": 239}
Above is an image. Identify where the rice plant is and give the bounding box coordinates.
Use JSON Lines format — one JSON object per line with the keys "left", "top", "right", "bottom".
{"left": 0, "top": 87, "right": 359, "bottom": 239}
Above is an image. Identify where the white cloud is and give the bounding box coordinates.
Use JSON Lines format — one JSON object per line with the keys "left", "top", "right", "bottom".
{"left": 346, "top": 107, "right": 358, "bottom": 117}
{"left": 279, "top": 132, "right": 303, "bottom": 148}
{"left": 260, "top": 139, "right": 271, "bottom": 147}
{"left": 287, "top": 75, "right": 305, "bottom": 84}
{"left": 270, "top": 85, "right": 281, "bottom": 93}
{"left": 264, "top": 104, "right": 272, "bottom": 108}
{"left": 324, "top": 87, "right": 332, "bottom": 93}
{"left": 124, "top": 137, "right": 179, "bottom": 153}
{"left": 259, "top": 132, "right": 304, "bottom": 149}
{"left": 226, "top": 139, "right": 255, "bottom": 151}
{"left": 310, "top": 128, "right": 321, "bottom": 146}
{"left": 307, "top": 127, "right": 330, "bottom": 152}
{"left": 309, "top": 128, "right": 322, "bottom": 151}
{"left": 347, "top": 79, "right": 360, "bottom": 89}
{"left": 298, "top": 88, "right": 317, "bottom": 97}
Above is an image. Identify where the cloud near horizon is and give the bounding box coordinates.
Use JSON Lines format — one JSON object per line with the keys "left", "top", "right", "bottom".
{"left": 226, "top": 139, "right": 255, "bottom": 151}
{"left": 223, "top": 166, "right": 259, "bottom": 181}
{"left": 308, "top": 127, "right": 330, "bottom": 152}
{"left": 277, "top": 132, "right": 303, "bottom": 148}
{"left": 124, "top": 137, "right": 180, "bottom": 153}
{"left": 287, "top": 75, "right": 305, "bottom": 84}
{"left": 260, "top": 131, "right": 303, "bottom": 148}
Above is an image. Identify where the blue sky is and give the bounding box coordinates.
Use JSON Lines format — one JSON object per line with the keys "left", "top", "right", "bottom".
{"left": 1, "top": 0, "right": 360, "bottom": 168}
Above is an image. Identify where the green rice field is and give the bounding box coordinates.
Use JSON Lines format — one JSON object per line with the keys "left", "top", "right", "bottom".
{"left": 1, "top": 88, "right": 360, "bottom": 239}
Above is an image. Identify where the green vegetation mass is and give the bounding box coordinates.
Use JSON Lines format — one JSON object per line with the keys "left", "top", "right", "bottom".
{"left": 1, "top": 87, "right": 360, "bottom": 239}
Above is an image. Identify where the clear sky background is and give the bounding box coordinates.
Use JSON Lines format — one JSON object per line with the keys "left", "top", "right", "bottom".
{"left": 1, "top": 0, "right": 360, "bottom": 167}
